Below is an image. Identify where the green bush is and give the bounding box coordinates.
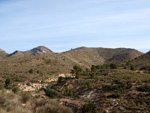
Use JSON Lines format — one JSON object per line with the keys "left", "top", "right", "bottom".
{"left": 137, "top": 85, "right": 150, "bottom": 92}
{"left": 90, "top": 73, "right": 96, "bottom": 79}
{"left": 64, "top": 87, "right": 76, "bottom": 97}
{"left": 28, "top": 68, "right": 34, "bottom": 74}
{"left": 130, "top": 65, "right": 135, "bottom": 71}
{"left": 71, "top": 66, "right": 82, "bottom": 79}
{"left": 12, "top": 87, "right": 19, "bottom": 94}
{"left": 110, "top": 63, "right": 118, "bottom": 69}
{"left": 82, "top": 103, "right": 96, "bottom": 113}
{"left": 57, "top": 77, "right": 63, "bottom": 84}
{"left": 85, "top": 82, "right": 93, "bottom": 89}
{"left": 44, "top": 86, "right": 60, "bottom": 98}
{"left": 107, "top": 93, "right": 120, "bottom": 98}
{"left": 5, "top": 78, "right": 12, "bottom": 89}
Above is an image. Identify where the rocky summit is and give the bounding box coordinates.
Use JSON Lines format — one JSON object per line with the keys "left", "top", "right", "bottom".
{"left": 9, "top": 46, "right": 54, "bottom": 56}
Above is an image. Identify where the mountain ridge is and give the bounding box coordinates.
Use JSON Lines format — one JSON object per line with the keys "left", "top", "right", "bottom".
{"left": 9, "top": 46, "right": 54, "bottom": 57}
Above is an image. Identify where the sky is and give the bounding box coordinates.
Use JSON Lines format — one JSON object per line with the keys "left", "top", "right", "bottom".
{"left": 0, "top": 0, "right": 150, "bottom": 53}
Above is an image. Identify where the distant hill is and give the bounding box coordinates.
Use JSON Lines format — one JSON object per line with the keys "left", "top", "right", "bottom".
{"left": 0, "top": 46, "right": 144, "bottom": 80}
{"left": 132, "top": 51, "right": 150, "bottom": 70}
{"left": 0, "top": 48, "right": 8, "bottom": 57}
{"left": 9, "top": 46, "right": 53, "bottom": 57}
{"left": 62, "top": 47, "right": 143, "bottom": 67}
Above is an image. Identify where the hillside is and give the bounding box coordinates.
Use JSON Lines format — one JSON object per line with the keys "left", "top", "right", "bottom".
{"left": 0, "top": 47, "right": 143, "bottom": 81}
{"left": 62, "top": 47, "right": 143, "bottom": 67}
{"left": 132, "top": 51, "right": 150, "bottom": 71}
{"left": 0, "top": 47, "right": 149, "bottom": 113}
{"left": 0, "top": 48, "right": 8, "bottom": 57}
{"left": 9, "top": 46, "right": 53, "bottom": 57}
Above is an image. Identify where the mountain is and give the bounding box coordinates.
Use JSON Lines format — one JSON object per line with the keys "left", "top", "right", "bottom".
{"left": 62, "top": 47, "right": 143, "bottom": 67}
{"left": 132, "top": 51, "right": 150, "bottom": 70}
{"left": 10, "top": 46, "right": 53, "bottom": 57}
{"left": 24, "top": 46, "right": 53, "bottom": 56}
{"left": 0, "top": 46, "right": 144, "bottom": 82}
{"left": 0, "top": 48, "right": 8, "bottom": 57}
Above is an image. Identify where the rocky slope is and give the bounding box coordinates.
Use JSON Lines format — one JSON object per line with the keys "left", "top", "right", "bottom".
{"left": 9, "top": 46, "right": 53, "bottom": 56}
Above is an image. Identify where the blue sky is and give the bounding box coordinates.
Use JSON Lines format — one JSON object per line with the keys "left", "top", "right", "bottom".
{"left": 0, "top": 0, "right": 150, "bottom": 53}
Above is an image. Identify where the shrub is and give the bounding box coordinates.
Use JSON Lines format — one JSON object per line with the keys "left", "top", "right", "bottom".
{"left": 91, "top": 65, "right": 96, "bottom": 72}
{"left": 44, "top": 86, "right": 59, "bottom": 98}
{"left": 137, "top": 80, "right": 143, "bottom": 85}
{"left": 82, "top": 103, "right": 96, "bottom": 113}
{"left": 5, "top": 78, "right": 12, "bottom": 89}
{"left": 90, "top": 73, "right": 96, "bottom": 79}
{"left": 57, "top": 77, "right": 63, "bottom": 84}
{"left": 107, "top": 93, "right": 120, "bottom": 98}
{"left": 14, "top": 76, "right": 21, "bottom": 82}
{"left": 137, "top": 85, "right": 150, "bottom": 92}
{"left": 29, "top": 68, "right": 34, "bottom": 74}
{"left": 71, "top": 66, "right": 82, "bottom": 79}
{"left": 33, "top": 99, "right": 73, "bottom": 113}
{"left": 12, "top": 87, "right": 19, "bottom": 94}
{"left": 85, "top": 82, "right": 93, "bottom": 89}
{"left": 126, "top": 82, "right": 133, "bottom": 89}
{"left": 64, "top": 87, "right": 75, "bottom": 97}
{"left": 21, "top": 92, "right": 31, "bottom": 103}
{"left": 130, "top": 65, "right": 135, "bottom": 71}
{"left": 110, "top": 63, "right": 118, "bottom": 69}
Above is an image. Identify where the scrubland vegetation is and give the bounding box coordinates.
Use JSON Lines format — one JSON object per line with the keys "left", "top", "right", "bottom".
{"left": 0, "top": 60, "right": 150, "bottom": 113}
{"left": 0, "top": 47, "right": 150, "bottom": 113}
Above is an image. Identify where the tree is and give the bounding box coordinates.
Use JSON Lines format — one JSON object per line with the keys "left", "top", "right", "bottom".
{"left": 57, "top": 77, "right": 63, "bottom": 84}
{"left": 71, "top": 66, "right": 82, "bottom": 79}
{"left": 91, "top": 65, "right": 96, "bottom": 72}
{"left": 110, "top": 63, "right": 118, "bottom": 69}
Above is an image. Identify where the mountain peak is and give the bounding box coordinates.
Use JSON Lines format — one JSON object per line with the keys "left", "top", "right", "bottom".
{"left": 25, "top": 46, "right": 53, "bottom": 56}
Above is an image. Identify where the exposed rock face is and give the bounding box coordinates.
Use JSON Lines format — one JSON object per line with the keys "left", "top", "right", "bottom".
{"left": 0, "top": 48, "right": 8, "bottom": 57}
{"left": 24, "top": 46, "right": 53, "bottom": 56}
{"left": 18, "top": 83, "right": 47, "bottom": 92}
{"left": 9, "top": 46, "right": 54, "bottom": 56}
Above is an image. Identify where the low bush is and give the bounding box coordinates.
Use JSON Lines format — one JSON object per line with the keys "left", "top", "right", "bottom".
{"left": 21, "top": 92, "right": 31, "bottom": 103}
{"left": 44, "top": 86, "right": 60, "bottom": 98}
{"left": 82, "top": 103, "right": 96, "bottom": 113}
{"left": 137, "top": 85, "right": 150, "bottom": 92}
{"left": 107, "top": 93, "right": 121, "bottom": 98}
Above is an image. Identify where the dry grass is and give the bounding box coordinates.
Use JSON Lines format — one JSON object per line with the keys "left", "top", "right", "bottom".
{"left": 0, "top": 91, "right": 73, "bottom": 113}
